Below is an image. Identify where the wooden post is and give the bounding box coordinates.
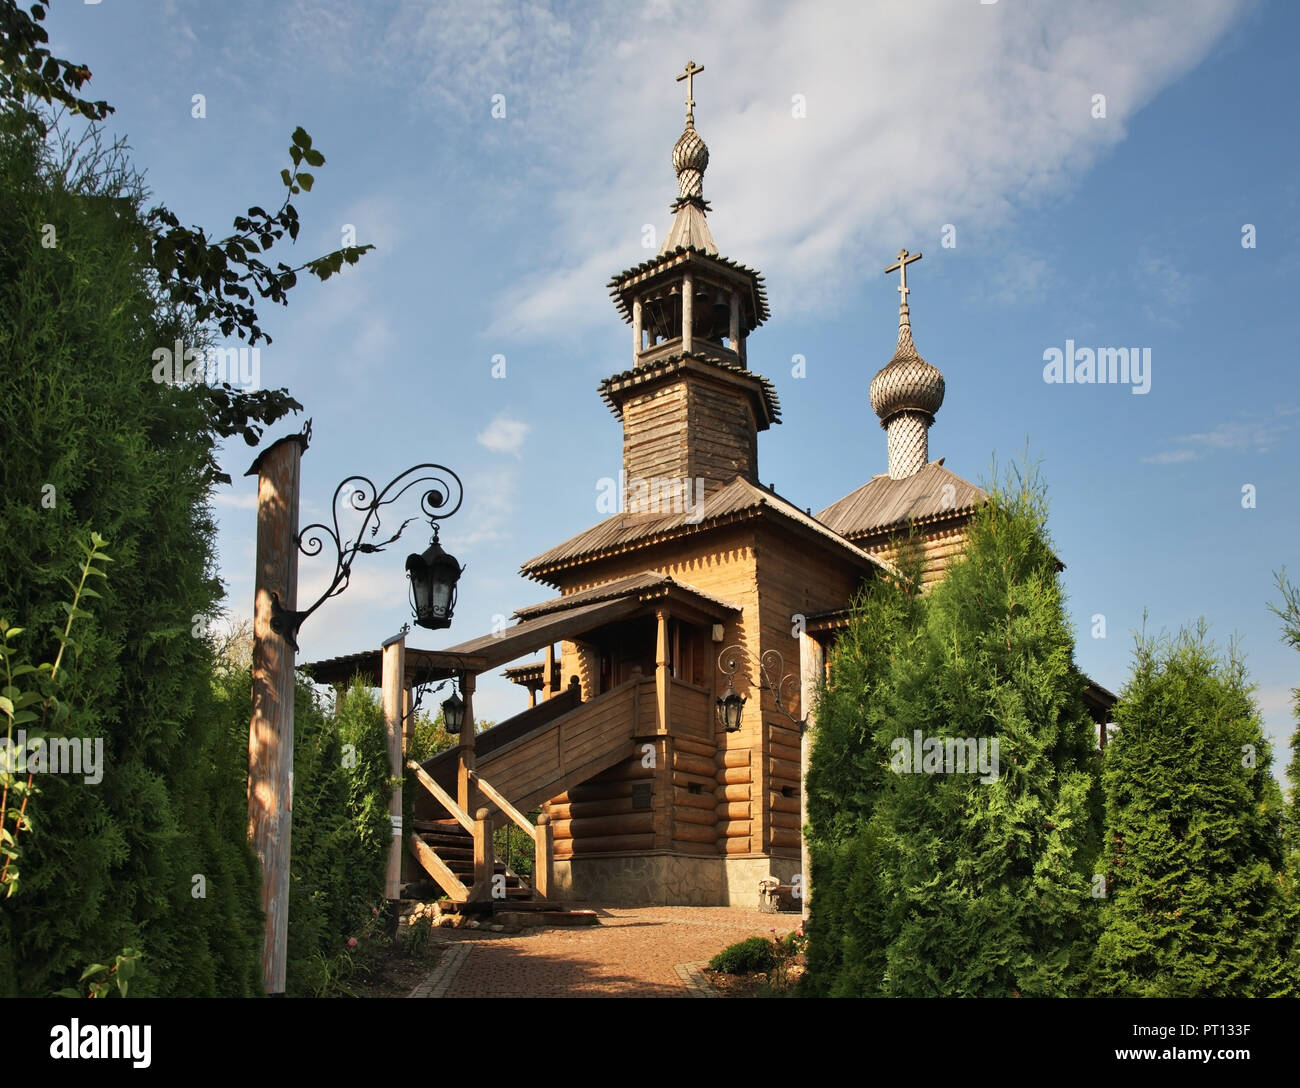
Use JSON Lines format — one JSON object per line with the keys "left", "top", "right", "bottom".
{"left": 381, "top": 633, "right": 405, "bottom": 900}
{"left": 798, "top": 631, "right": 824, "bottom": 922}
{"left": 472, "top": 806, "right": 493, "bottom": 902}
{"left": 245, "top": 430, "right": 308, "bottom": 995}
{"left": 632, "top": 296, "right": 643, "bottom": 357}
{"left": 544, "top": 643, "right": 556, "bottom": 699}
{"left": 534, "top": 813, "right": 553, "bottom": 899}
{"left": 457, "top": 671, "right": 477, "bottom": 814}
{"left": 655, "top": 609, "right": 671, "bottom": 734}
{"left": 681, "top": 273, "right": 694, "bottom": 353}
{"left": 729, "top": 290, "right": 740, "bottom": 351}
{"left": 402, "top": 686, "right": 414, "bottom": 754}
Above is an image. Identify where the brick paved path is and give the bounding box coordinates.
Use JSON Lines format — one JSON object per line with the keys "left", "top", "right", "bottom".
{"left": 412, "top": 905, "right": 798, "bottom": 998}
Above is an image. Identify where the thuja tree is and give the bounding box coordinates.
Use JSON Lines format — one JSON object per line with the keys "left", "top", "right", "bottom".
{"left": 0, "top": 4, "right": 370, "bottom": 993}
{"left": 1090, "top": 623, "right": 1295, "bottom": 996}
{"left": 801, "top": 545, "right": 924, "bottom": 997}
{"left": 802, "top": 462, "right": 1102, "bottom": 997}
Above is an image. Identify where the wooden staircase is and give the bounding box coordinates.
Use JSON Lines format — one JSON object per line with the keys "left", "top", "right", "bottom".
{"left": 409, "top": 818, "right": 534, "bottom": 903}
{"left": 406, "top": 678, "right": 641, "bottom": 907}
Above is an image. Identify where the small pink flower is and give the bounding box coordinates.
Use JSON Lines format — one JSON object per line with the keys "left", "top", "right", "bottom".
{"left": 372, "top": 907, "right": 380, "bottom": 916}
{"left": 347, "top": 937, "right": 358, "bottom": 948}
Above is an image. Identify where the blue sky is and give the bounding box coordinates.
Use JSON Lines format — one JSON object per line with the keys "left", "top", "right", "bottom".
{"left": 47, "top": 0, "right": 1298, "bottom": 771}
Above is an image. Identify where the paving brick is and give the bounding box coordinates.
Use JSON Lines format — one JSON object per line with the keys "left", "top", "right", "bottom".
{"left": 407, "top": 904, "right": 797, "bottom": 998}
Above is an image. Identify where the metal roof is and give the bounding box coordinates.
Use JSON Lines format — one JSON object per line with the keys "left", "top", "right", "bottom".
{"left": 816, "top": 459, "right": 987, "bottom": 542}
{"left": 513, "top": 570, "right": 742, "bottom": 620}
{"left": 520, "top": 475, "right": 890, "bottom": 585}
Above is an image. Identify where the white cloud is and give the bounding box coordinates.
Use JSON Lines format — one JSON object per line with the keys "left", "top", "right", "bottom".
{"left": 476, "top": 412, "right": 530, "bottom": 455}
{"left": 1143, "top": 415, "right": 1293, "bottom": 463}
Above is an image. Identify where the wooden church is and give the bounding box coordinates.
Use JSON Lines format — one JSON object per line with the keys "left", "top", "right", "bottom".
{"left": 306, "top": 63, "right": 1113, "bottom": 909}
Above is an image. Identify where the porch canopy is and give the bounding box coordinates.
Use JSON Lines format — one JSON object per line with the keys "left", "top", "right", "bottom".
{"left": 301, "top": 571, "right": 741, "bottom": 685}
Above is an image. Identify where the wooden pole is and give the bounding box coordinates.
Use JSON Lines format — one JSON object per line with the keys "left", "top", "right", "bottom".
{"left": 655, "top": 610, "right": 671, "bottom": 734}
{"left": 798, "top": 631, "right": 824, "bottom": 923}
{"left": 245, "top": 430, "right": 308, "bottom": 995}
{"left": 632, "top": 295, "right": 643, "bottom": 357}
{"left": 729, "top": 290, "right": 740, "bottom": 351}
{"left": 457, "top": 671, "right": 477, "bottom": 814}
{"left": 681, "top": 273, "right": 694, "bottom": 353}
{"left": 381, "top": 633, "right": 406, "bottom": 900}
{"left": 534, "top": 813, "right": 552, "bottom": 899}
{"left": 544, "top": 643, "right": 556, "bottom": 699}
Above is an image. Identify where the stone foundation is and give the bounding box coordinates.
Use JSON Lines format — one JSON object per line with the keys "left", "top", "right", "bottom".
{"left": 552, "top": 852, "right": 801, "bottom": 908}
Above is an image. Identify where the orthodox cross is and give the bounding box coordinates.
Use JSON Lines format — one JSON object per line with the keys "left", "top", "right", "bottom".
{"left": 676, "top": 60, "right": 704, "bottom": 124}
{"left": 885, "top": 248, "right": 922, "bottom": 307}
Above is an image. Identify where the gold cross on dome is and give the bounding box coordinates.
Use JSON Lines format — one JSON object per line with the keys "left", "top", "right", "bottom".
{"left": 676, "top": 60, "right": 704, "bottom": 123}
{"left": 885, "top": 248, "right": 922, "bottom": 306}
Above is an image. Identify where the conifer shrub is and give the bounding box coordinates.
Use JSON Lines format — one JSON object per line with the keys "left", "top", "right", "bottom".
{"left": 802, "top": 460, "right": 1102, "bottom": 997}
{"left": 709, "top": 936, "right": 778, "bottom": 975}
{"left": 1090, "top": 623, "right": 1294, "bottom": 997}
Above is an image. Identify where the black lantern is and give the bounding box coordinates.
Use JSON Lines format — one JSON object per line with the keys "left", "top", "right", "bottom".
{"left": 406, "top": 529, "right": 463, "bottom": 631}
{"left": 716, "top": 682, "right": 746, "bottom": 733}
{"left": 441, "top": 692, "right": 465, "bottom": 735}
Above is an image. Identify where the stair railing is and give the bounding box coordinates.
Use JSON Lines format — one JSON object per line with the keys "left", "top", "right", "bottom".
{"left": 469, "top": 769, "right": 552, "bottom": 900}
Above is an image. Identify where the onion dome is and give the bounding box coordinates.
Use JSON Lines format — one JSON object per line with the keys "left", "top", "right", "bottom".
{"left": 869, "top": 312, "right": 945, "bottom": 422}
{"left": 672, "top": 123, "right": 710, "bottom": 203}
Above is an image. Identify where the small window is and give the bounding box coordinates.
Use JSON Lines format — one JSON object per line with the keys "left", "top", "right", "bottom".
{"left": 688, "top": 783, "right": 703, "bottom": 795}
{"left": 781, "top": 785, "right": 798, "bottom": 799}
{"left": 632, "top": 782, "right": 653, "bottom": 810}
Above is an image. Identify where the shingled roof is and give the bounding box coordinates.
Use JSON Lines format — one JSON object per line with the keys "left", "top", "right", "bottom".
{"left": 598, "top": 351, "right": 781, "bottom": 427}
{"left": 521, "top": 475, "right": 889, "bottom": 585}
{"left": 514, "top": 570, "right": 741, "bottom": 620}
{"left": 817, "top": 459, "right": 987, "bottom": 542}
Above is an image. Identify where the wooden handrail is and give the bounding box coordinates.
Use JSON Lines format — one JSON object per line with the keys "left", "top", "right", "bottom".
{"left": 407, "top": 759, "right": 473, "bottom": 834}
{"left": 469, "top": 770, "right": 534, "bottom": 836}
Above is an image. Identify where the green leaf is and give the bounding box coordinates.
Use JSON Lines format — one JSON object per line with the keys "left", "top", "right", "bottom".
{"left": 280, "top": 168, "right": 292, "bottom": 187}
{"left": 0, "top": 696, "right": 12, "bottom": 717}
{"left": 80, "top": 963, "right": 110, "bottom": 981}
{"left": 297, "top": 173, "right": 314, "bottom": 192}
{"left": 291, "top": 126, "right": 311, "bottom": 149}
{"left": 303, "top": 148, "right": 324, "bottom": 167}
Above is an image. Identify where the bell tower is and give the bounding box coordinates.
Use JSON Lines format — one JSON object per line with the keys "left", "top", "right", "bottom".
{"left": 600, "top": 61, "right": 780, "bottom": 497}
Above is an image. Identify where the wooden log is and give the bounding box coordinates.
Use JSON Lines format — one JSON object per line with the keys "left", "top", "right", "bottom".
{"left": 717, "top": 801, "right": 750, "bottom": 821}
{"left": 770, "top": 809, "right": 802, "bottom": 829}
{"left": 673, "top": 735, "right": 716, "bottom": 758}
{"left": 672, "top": 751, "right": 716, "bottom": 778}
{"left": 770, "top": 739, "right": 801, "bottom": 765}
{"left": 770, "top": 828, "right": 802, "bottom": 849}
{"left": 674, "top": 806, "right": 716, "bottom": 826}
{"left": 563, "top": 832, "right": 656, "bottom": 855}
{"left": 672, "top": 822, "right": 716, "bottom": 845}
{"left": 547, "top": 797, "right": 635, "bottom": 821}
{"left": 722, "top": 837, "right": 754, "bottom": 854}
{"left": 673, "top": 786, "right": 719, "bottom": 810}
{"left": 671, "top": 769, "right": 715, "bottom": 791}
{"left": 719, "top": 822, "right": 752, "bottom": 837}
{"left": 719, "top": 766, "right": 751, "bottom": 785}
{"left": 768, "top": 756, "right": 801, "bottom": 782}
{"left": 719, "top": 749, "right": 751, "bottom": 768}
{"left": 768, "top": 793, "right": 801, "bottom": 814}
{"left": 721, "top": 784, "right": 751, "bottom": 803}
{"left": 559, "top": 812, "right": 655, "bottom": 838}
